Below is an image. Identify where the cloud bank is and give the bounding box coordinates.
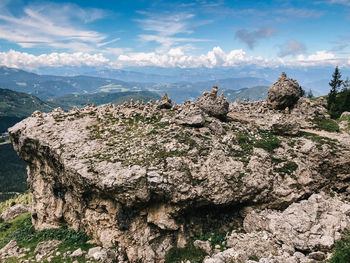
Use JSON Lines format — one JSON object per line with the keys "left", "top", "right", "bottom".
{"left": 0, "top": 48, "right": 347, "bottom": 70}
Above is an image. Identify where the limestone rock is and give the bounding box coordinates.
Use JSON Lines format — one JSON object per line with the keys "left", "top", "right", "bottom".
{"left": 70, "top": 248, "right": 86, "bottom": 258}
{"left": 88, "top": 246, "right": 117, "bottom": 263}
{"left": 34, "top": 240, "right": 62, "bottom": 261}
{"left": 7, "top": 84, "right": 350, "bottom": 263}
{"left": 158, "top": 93, "right": 172, "bottom": 109}
{"left": 341, "top": 111, "right": 350, "bottom": 118}
{"left": 175, "top": 105, "right": 205, "bottom": 127}
{"left": 0, "top": 240, "right": 25, "bottom": 260}
{"left": 193, "top": 240, "right": 212, "bottom": 255}
{"left": 243, "top": 193, "right": 350, "bottom": 251}
{"left": 267, "top": 72, "right": 302, "bottom": 110}
{"left": 271, "top": 117, "right": 300, "bottom": 135}
{"left": 196, "top": 85, "right": 229, "bottom": 119}
{"left": 1, "top": 204, "right": 30, "bottom": 221}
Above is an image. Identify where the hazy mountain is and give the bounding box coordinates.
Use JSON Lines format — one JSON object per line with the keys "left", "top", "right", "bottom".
{"left": 0, "top": 66, "right": 137, "bottom": 99}
{"left": 86, "top": 69, "right": 174, "bottom": 83}
{"left": 0, "top": 66, "right": 274, "bottom": 103}
{"left": 48, "top": 91, "right": 161, "bottom": 109}
{"left": 224, "top": 86, "right": 269, "bottom": 102}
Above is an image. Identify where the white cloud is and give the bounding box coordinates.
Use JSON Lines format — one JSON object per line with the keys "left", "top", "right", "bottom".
{"left": 0, "top": 48, "right": 347, "bottom": 70}
{"left": 0, "top": 2, "right": 108, "bottom": 51}
{"left": 113, "top": 47, "right": 267, "bottom": 68}
{"left": 136, "top": 11, "right": 210, "bottom": 52}
{"left": 0, "top": 50, "right": 109, "bottom": 70}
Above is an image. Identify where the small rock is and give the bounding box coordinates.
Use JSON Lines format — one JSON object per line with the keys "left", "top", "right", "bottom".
{"left": 1, "top": 204, "right": 30, "bottom": 221}
{"left": 194, "top": 240, "right": 212, "bottom": 255}
{"left": 70, "top": 248, "right": 86, "bottom": 258}
{"left": 340, "top": 111, "right": 350, "bottom": 118}
{"left": 308, "top": 251, "right": 326, "bottom": 261}
{"left": 34, "top": 240, "right": 62, "bottom": 260}
{"left": 271, "top": 119, "right": 300, "bottom": 135}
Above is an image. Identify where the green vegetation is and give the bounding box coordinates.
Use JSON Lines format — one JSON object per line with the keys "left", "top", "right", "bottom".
{"left": 327, "top": 67, "right": 350, "bottom": 119}
{"left": 0, "top": 213, "right": 98, "bottom": 263}
{"left": 249, "top": 255, "right": 259, "bottom": 261}
{"left": 313, "top": 117, "right": 339, "bottom": 132}
{"left": 301, "top": 131, "right": 338, "bottom": 150}
{"left": 165, "top": 243, "right": 207, "bottom": 263}
{"left": 328, "top": 230, "right": 350, "bottom": 263}
{"left": 0, "top": 193, "right": 31, "bottom": 215}
{"left": 276, "top": 161, "right": 298, "bottom": 178}
{"left": 254, "top": 130, "right": 281, "bottom": 152}
{"left": 233, "top": 130, "right": 281, "bottom": 157}
{"left": 0, "top": 143, "right": 27, "bottom": 201}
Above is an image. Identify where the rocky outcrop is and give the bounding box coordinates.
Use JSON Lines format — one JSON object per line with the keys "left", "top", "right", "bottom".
{"left": 267, "top": 72, "right": 302, "bottom": 110}
{"left": 205, "top": 194, "right": 350, "bottom": 263}
{"left": 196, "top": 85, "right": 229, "bottom": 119}
{"left": 8, "top": 81, "right": 350, "bottom": 262}
{"left": 1, "top": 204, "right": 30, "bottom": 221}
{"left": 158, "top": 93, "right": 172, "bottom": 109}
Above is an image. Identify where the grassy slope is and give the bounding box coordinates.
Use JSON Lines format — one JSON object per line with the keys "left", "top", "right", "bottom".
{"left": 0, "top": 194, "right": 99, "bottom": 263}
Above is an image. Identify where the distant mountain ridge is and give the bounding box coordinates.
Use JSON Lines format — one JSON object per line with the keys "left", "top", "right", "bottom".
{"left": 0, "top": 66, "right": 273, "bottom": 103}
{"left": 224, "top": 86, "right": 269, "bottom": 102}
{"left": 0, "top": 66, "right": 135, "bottom": 99}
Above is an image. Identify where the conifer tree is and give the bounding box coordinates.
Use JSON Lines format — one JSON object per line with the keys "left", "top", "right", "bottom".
{"left": 328, "top": 66, "right": 343, "bottom": 118}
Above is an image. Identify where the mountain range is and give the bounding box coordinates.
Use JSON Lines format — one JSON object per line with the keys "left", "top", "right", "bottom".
{"left": 0, "top": 66, "right": 273, "bottom": 103}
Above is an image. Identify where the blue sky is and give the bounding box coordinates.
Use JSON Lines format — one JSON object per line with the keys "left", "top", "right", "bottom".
{"left": 0, "top": 0, "right": 349, "bottom": 70}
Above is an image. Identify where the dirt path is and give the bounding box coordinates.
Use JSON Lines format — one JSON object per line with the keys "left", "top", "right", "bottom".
{"left": 301, "top": 129, "right": 350, "bottom": 148}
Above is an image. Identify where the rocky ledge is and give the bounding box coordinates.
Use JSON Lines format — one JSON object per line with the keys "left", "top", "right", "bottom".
{"left": 8, "top": 73, "right": 350, "bottom": 262}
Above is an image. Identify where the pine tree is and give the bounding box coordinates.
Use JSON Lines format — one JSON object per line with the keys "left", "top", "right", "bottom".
{"left": 328, "top": 66, "right": 343, "bottom": 118}
{"left": 307, "top": 89, "right": 314, "bottom": 99}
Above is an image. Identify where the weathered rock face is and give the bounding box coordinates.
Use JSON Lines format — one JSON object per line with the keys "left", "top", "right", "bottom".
{"left": 8, "top": 83, "right": 350, "bottom": 262}
{"left": 267, "top": 72, "right": 303, "bottom": 110}
{"left": 205, "top": 194, "right": 350, "bottom": 263}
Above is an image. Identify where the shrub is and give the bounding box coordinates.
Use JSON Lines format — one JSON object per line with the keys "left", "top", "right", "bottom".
{"left": 329, "top": 230, "right": 350, "bottom": 263}
{"left": 313, "top": 117, "right": 339, "bottom": 132}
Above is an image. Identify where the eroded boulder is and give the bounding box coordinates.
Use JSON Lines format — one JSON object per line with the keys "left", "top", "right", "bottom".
{"left": 158, "top": 93, "right": 172, "bottom": 109}
{"left": 196, "top": 85, "right": 229, "bottom": 119}
{"left": 267, "top": 72, "right": 302, "bottom": 110}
